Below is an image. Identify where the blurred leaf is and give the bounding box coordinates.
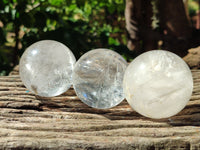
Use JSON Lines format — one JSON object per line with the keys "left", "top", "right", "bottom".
{"left": 108, "top": 37, "right": 120, "bottom": 46}
{"left": 48, "top": 0, "right": 64, "bottom": 6}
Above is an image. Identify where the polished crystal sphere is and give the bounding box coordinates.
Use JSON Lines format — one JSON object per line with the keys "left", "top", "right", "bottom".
{"left": 123, "top": 50, "right": 193, "bottom": 119}
{"left": 19, "top": 40, "right": 76, "bottom": 97}
{"left": 72, "top": 49, "right": 128, "bottom": 109}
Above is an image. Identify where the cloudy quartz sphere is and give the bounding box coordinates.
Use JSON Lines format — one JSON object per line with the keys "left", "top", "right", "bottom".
{"left": 72, "top": 49, "right": 128, "bottom": 109}
{"left": 19, "top": 40, "right": 76, "bottom": 97}
{"left": 123, "top": 50, "right": 193, "bottom": 119}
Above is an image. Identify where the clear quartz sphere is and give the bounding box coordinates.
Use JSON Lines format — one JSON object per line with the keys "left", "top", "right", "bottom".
{"left": 123, "top": 50, "right": 193, "bottom": 119}
{"left": 19, "top": 40, "right": 76, "bottom": 97}
{"left": 72, "top": 49, "right": 128, "bottom": 109}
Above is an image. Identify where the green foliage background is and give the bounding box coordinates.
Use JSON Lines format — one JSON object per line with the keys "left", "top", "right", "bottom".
{"left": 0, "top": 0, "right": 135, "bottom": 75}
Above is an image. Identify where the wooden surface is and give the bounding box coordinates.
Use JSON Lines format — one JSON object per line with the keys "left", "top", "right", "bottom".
{"left": 0, "top": 67, "right": 200, "bottom": 149}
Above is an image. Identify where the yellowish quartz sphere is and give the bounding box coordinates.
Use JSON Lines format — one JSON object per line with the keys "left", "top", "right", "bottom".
{"left": 123, "top": 50, "right": 193, "bottom": 119}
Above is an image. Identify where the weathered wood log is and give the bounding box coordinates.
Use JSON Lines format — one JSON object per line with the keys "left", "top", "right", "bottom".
{"left": 1, "top": 68, "right": 200, "bottom": 149}
{"left": 183, "top": 46, "right": 200, "bottom": 69}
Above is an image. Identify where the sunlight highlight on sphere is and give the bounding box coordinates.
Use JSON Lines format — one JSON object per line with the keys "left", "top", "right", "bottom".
{"left": 123, "top": 50, "right": 193, "bottom": 119}
{"left": 19, "top": 40, "right": 76, "bottom": 97}
{"left": 72, "top": 49, "right": 128, "bottom": 109}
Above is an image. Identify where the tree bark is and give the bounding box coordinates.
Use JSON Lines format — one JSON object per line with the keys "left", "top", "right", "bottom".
{"left": 159, "top": 0, "right": 192, "bottom": 38}
{"left": 125, "top": 0, "right": 159, "bottom": 53}
{"left": 0, "top": 67, "right": 200, "bottom": 149}
{"left": 125, "top": 0, "right": 193, "bottom": 57}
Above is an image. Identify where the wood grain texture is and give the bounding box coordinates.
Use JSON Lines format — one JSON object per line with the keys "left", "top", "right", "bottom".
{"left": 1, "top": 68, "right": 200, "bottom": 150}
